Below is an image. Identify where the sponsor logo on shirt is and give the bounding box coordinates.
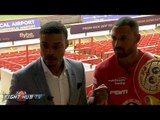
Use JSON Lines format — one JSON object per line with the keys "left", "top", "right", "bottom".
{"left": 108, "top": 77, "right": 126, "bottom": 85}
{"left": 110, "top": 89, "right": 128, "bottom": 95}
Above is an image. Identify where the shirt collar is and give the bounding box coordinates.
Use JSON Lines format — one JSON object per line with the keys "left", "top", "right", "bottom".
{"left": 41, "top": 57, "right": 67, "bottom": 75}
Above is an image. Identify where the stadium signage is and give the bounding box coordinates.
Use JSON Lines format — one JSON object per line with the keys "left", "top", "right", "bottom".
{"left": 0, "top": 18, "right": 40, "bottom": 32}
{"left": 0, "top": 29, "right": 40, "bottom": 42}
{"left": 70, "top": 15, "right": 160, "bottom": 34}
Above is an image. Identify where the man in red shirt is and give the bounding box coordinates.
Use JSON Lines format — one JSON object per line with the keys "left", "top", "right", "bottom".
{"left": 88, "top": 17, "right": 160, "bottom": 105}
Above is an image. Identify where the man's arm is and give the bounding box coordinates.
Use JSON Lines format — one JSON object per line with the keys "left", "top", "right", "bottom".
{"left": 77, "top": 62, "right": 87, "bottom": 105}
{"left": 6, "top": 73, "right": 26, "bottom": 105}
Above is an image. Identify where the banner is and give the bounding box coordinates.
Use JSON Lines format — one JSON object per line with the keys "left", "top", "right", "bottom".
{"left": 0, "top": 29, "right": 40, "bottom": 42}
{"left": 70, "top": 15, "right": 160, "bottom": 34}
{"left": 81, "top": 15, "right": 139, "bottom": 23}
{"left": 0, "top": 18, "right": 40, "bottom": 33}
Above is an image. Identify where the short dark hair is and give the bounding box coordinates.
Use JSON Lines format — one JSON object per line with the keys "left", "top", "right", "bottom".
{"left": 40, "top": 21, "right": 68, "bottom": 39}
{"left": 113, "top": 17, "right": 139, "bottom": 33}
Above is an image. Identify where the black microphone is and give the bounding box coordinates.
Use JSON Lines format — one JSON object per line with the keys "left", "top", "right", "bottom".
{"left": 47, "top": 96, "right": 54, "bottom": 101}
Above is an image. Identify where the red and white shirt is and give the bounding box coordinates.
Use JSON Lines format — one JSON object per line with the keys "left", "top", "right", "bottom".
{"left": 93, "top": 50, "right": 154, "bottom": 105}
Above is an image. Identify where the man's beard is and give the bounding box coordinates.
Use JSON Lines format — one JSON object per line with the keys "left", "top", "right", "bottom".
{"left": 114, "top": 47, "right": 132, "bottom": 58}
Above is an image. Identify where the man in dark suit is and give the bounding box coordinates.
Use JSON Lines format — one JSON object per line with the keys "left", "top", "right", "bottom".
{"left": 6, "top": 21, "right": 87, "bottom": 105}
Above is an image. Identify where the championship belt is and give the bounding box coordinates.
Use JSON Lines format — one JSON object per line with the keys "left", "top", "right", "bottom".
{"left": 133, "top": 55, "right": 160, "bottom": 105}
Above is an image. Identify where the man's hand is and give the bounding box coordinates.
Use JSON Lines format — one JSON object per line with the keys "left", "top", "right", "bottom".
{"left": 94, "top": 84, "right": 108, "bottom": 105}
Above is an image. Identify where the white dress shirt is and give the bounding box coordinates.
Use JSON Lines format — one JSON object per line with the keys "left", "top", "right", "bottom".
{"left": 41, "top": 58, "right": 69, "bottom": 105}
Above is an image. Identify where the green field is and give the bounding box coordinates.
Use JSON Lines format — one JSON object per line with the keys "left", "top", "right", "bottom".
{"left": 0, "top": 15, "right": 48, "bottom": 21}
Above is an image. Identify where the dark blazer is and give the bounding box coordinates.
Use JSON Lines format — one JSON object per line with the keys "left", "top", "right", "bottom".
{"left": 6, "top": 57, "right": 87, "bottom": 105}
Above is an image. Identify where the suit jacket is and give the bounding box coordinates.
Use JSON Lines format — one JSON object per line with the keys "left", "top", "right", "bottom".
{"left": 6, "top": 57, "right": 87, "bottom": 105}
